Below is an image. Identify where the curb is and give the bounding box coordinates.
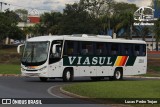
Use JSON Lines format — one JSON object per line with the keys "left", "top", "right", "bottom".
{"left": 60, "top": 86, "right": 88, "bottom": 98}
{"left": 60, "top": 86, "right": 133, "bottom": 107}
{"left": 0, "top": 74, "right": 21, "bottom": 77}
{"left": 124, "top": 76, "right": 160, "bottom": 79}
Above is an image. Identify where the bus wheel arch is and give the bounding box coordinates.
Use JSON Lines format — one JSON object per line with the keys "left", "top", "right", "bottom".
{"left": 109, "top": 67, "right": 123, "bottom": 81}
{"left": 114, "top": 67, "right": 123, "bottom": 80}
{"left": 63, "top": 67, "right": 74, "bottom": 82}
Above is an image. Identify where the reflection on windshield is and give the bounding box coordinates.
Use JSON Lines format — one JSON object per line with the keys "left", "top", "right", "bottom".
{"left": 22, "top": 41, "right": 50, "bottom": 66}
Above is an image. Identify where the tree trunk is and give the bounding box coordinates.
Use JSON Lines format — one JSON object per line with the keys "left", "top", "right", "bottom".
{"left": 156, "top": 40, "right": 159, "bottom": 51}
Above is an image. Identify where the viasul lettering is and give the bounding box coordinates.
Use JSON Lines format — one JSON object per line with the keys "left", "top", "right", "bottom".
{"left": 65, "top": 56, "right": 114, "bottom": 66}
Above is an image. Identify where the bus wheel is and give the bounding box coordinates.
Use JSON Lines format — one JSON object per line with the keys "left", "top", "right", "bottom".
{"left": 63, "top": 69, "right": 73, "bottom": 82}
{"left": 113, "top": 69, "right": 123, "bottom": 80}
{"left": 39, "top": 77, "right": 48, "bottom": 82}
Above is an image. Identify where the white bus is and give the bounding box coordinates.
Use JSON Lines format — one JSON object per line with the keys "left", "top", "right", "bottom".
{"left": 18, "top": 34, "right": 147, "bottom": 82}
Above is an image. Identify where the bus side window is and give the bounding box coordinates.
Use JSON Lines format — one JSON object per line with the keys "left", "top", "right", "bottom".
{"left": 111, "top": 43, "right": 118, "bottom": 56}
{"left": 81, "top": 42, "right": 93, "bottom": 55}
{"left": 81, "top": 49, "right": 88, "bottom": 55}
{"left": 96, "top": 42, "right": 105, "bottom": 55}
{"left": 49, "top": 40, "right": 62, "bottom": 64}
{"left": 140, "top": 44, "right": 146, "bottom": 56}
{"left": 124, "top": 44, "right": 129, "bottom": 56}
{"left": 143, "top": 45, "right": 146, "bottom": 56}
{"left": 134, "top": 45, "right": 140, "bottom": 56}
{"left": 67, "top": 48, "right": 73, "bottom": 55}
{"left": 64, "top": 41, "right": 78, "bottom": 56}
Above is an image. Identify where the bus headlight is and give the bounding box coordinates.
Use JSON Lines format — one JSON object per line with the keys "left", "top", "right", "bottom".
{"left": 39, "top": 66, "right": 47, "bottom": 71}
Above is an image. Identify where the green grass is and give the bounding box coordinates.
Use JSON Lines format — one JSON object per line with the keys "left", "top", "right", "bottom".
{"left": 140, "top": 74, "right": 160, "bottom": 77}
{"left": 0, "top": 47, "right": 17, "bottom": 54}
{"left": 0, "top": 64, "right": 20, "bottom": 74}
{"left": 148, "top": 66, "right": 160, "bottom": 72}
{"left": 63, "top": 80, "right": 160, "bottom": 98}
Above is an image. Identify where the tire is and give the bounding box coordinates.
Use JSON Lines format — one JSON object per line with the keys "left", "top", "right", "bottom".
{"left": 39, "top": 77, "right": 48, "bottom": 82}
{"left": 63, "top": 69, "right": 73, "bottom": 82}
{"left": 113, "top": 69, "right": 123, "bottom": 80}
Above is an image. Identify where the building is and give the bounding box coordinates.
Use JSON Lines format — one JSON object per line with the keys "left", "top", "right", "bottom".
{"left": 17, "top": 9, "right": 40, "bottom": 29}
{"left": 17, "top": 9, "right": 40, "bottom": 40}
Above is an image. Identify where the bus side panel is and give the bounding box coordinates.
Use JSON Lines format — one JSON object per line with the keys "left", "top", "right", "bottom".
{"left": 48, "top": 59, "right": 64, "bottom": 77}
{"left": 96, "top": 66, "right": 109, "bottom": 76}
{"left": 123, "top": 57, "right": 147, "bottom": 76}
{"left": 133, "top": 56, "right": 147, "bottom": 74}
{"left": 78, "top": 66, "right": 96, "bottom": 76}
{"left": 48, "top": 59, "right": 81, "bottom": 77}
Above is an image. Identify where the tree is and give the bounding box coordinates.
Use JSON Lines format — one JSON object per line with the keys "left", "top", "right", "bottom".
{"left": 15, "top": 9, "right": 28, "bottom": 22}
{"left": 0, "top": 10, "right": 24, "bottom": 44}
{"left": 80, "top": 0, "right": 115, "bottom": 17}
{"left": 60, "top": 3, "right": 99, "bottom": 34}
{"left": 153, "top": 18, "right": 160, "bottom": 51}
{"left": 134, "top": 26, "right": 151, "bottom": 41}
{"left": 111, "top": 12, "right": 134, "bottom": 39}
{"left": 113, "top": 2, "right": 137, "bottom": 14}
{"left": 40, "top": 12, "right": 63, "bottom": 35}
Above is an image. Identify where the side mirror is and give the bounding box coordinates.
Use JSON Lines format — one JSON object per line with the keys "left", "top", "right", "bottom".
{"left": 52, "top": 44, "right": 61, "bottom": 54}
{"left": 17, "top": 44, "right": 24, "bottom": 54}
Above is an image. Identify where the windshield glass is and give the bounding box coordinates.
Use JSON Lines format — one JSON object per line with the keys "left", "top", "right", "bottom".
{"left": 22, "top": 41, "right": 50, "bottom": 66}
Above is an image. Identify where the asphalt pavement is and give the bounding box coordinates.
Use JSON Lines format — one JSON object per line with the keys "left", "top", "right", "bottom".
{"left": 0, "top": 76, "right": 159, "bottom": 107}
{"left": 0, "top": 77, "right": 110, "bottom": 107}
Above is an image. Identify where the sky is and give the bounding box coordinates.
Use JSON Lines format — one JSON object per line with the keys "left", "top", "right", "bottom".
{"left": 0, "top": 0, "right": 152, "bottom": 14}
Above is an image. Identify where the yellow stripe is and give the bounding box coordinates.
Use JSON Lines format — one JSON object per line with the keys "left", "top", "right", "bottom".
{"left": 115, "top": 56, "right": 123, "bottom": 66}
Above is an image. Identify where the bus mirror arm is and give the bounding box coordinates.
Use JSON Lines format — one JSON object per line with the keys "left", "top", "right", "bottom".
{"left": 17, "top": 44, "right": 24, "bottom": 54}
{"left": 52, "top": 45, "right": 56, "bottom": 54}
{"left": 52, "top": 44, "right": 61, "bottom": 54}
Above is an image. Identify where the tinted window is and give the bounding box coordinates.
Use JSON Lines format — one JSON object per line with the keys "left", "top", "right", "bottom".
{"left": 64, "top": 41, "right": 78, "bottom": 55}
{"left": 80, "top": 42, "right": 93, "bottom": 55}
{"left": 95, "top": 42, "right": 106, "bottom": 55}
{"left": 111, "top": 43, "right": 119, "bottom": 56}
{"left": 133, "top": 44, "right": 146, "bottom": 56}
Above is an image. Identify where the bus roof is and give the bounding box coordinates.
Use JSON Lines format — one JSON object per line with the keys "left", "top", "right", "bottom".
{"left": 27, "top": 35, "right": 146, "bottom": 44}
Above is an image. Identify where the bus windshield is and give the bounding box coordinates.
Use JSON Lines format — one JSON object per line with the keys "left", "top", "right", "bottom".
{"left": 22, "top": 41, "right": 50, "bottom": 66}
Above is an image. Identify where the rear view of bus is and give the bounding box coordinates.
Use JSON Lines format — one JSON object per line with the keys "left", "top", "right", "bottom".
{"left": 17, "top": 35, "right": 147, "bottom": 82}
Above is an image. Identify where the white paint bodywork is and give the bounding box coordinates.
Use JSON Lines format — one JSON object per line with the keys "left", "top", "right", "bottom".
{"left": 21, "top": 35, "right": 147, "bottom": 78}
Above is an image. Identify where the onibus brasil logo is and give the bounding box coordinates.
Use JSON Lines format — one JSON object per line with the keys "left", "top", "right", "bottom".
{"left": 134, "top": 6, "right": 156, "bottom": 26}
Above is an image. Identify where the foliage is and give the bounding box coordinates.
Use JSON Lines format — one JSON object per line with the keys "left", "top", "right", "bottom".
{"left": 134, "top": 26, "right": 151, "bottom": 41}
{"left": 0, "top": 10, "right": 25, "bottom": 42}
{"left": 29, "top": 1, "right": 138, "bottom": 36}
{"left": 60, "top": 3, "right": 99, "bottom": 34}
{"left": 153, "top": 18, "right": 160, "bottom": 51}
{"left": 79, "top": 0, "right": 115, "bottom": 17}
{"left": 4, "top": 0, "right": 138, "bottom": 38}
{"left": 113, "top": 2, "right": 137, "bottom": 14}
{"left": 40, "top": 12, "right": 63, "bottom": 35}
{"left": 15, "top": 9, "right": 28, "bottom": 22}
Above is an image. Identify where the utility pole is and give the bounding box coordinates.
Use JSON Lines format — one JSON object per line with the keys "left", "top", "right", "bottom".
{"left": 0, "top": 2, "right": 8, "bottom": 12}
{"left": 0, "top": 2, "right": 2, "bottom": 12}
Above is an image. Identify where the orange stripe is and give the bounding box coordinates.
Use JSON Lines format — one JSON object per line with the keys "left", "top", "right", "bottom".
{"left": 119, "top": 56, "right": 125, "bottom": 66}
{"left": 29, "top": 66, "right": 37, "bottom": 69}
{"left": 122, "top": 56, "right": 128, "bottom": 66}
{"left": 115, "top": 56, "right": 123, "bottom": 66}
